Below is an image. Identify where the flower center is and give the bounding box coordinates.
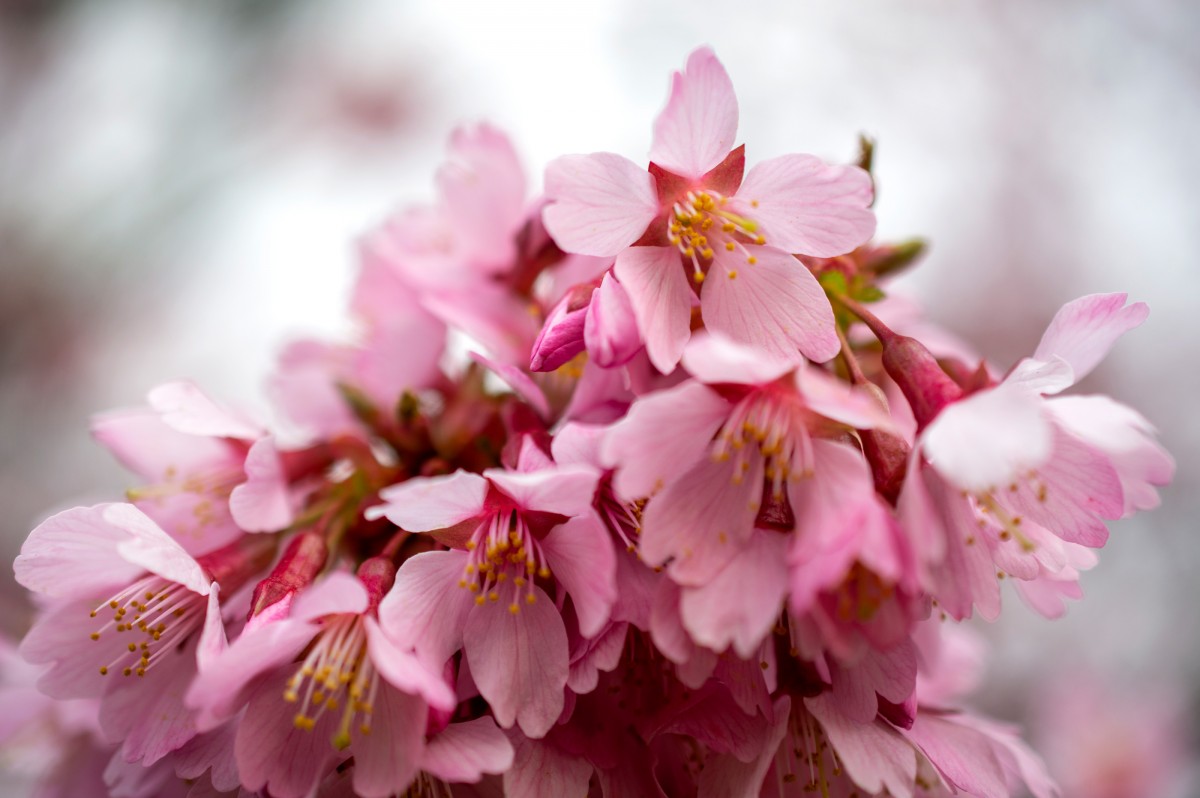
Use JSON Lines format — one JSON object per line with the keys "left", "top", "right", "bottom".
{"left": 458, "top": 511, "right": 549, "bottom": 615}
{"left": 284, "top": 614, "right": 378, "bottom": 751}
{"left": 711, "top": 390, "right": 814, "bottom": 499}
{"left": 666, "top": 190, "right": 765, "bottom": 283}
{"left": 89, "top": 575, "right": 205, "bottom": 678}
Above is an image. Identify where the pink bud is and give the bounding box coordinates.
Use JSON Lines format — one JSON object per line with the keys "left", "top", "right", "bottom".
{"left": 247, "top": 532, "right": 327, "bottom": 619}
{"left": 881, "top": 335, "right": 963, "bottom": 428}
{"left": 357, "top": 556, "right": 397, "bottom": 611}
{"left": 196, "top": 533, "right": 278, "bottom": 596}
{"left": 529, "top": 284, "right": 593, "bottom": 371}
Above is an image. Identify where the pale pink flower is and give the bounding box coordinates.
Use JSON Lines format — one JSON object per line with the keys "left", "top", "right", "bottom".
{"left": 897, "top": 294, "right": 1172, "bottom": 619}
{"left": 13, "top": 504, "right": 271, "bottom": 765}
{"left": 543, "top": 47, "right": 875, "bottom": 372}
{"left": 603, "top": 333, "right": 896, "bottom": 591}
{"left": 186, "top": 564, "right": 489, "bottom": 798}
{"left": 369, "top": 444, "right": 612, "bottom": 738}
{"left": 92, "top": 381, "right": 295, "bottom": 553}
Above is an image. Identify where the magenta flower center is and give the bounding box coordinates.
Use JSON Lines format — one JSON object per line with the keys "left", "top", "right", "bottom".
{"left": 667, "top": 189, "right": 765, "bottom": 283}
{"left": 88, "top": 575, "right": 205, "bottom": 678}
{"left": 459, "top": 510, "right": 549, "bottom": 615}
{"left": 284, "top": 613, "right": 378, "bottom": 751}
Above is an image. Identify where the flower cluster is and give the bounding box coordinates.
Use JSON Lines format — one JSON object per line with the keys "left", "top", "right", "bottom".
{"left": 5, "top": 47, "right": 1172, "bottom": 798}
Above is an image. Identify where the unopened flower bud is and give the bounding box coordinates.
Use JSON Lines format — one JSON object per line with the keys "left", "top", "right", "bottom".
{"left": 247, "top": 531, "right": 327, "bottom": 620}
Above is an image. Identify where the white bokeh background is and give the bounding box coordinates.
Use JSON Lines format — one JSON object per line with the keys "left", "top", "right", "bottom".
{"left": 1, "top": 0, "right": 1196, "bottom": 794}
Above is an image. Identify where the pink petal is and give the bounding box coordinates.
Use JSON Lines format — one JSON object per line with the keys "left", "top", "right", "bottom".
{"left": 548, "top": 422, "right": 605, "bottom": 468}
{"left": 602, "top": 380, "right": 729, "bottom": 500}
{"left": 107, "top": 504, "right": 211, "bottom": 596}
{"left": 423, "top": 717, "right": 514, "bottom": 783}
{"left": 100, "top": 639, "right": 200, "bottom": 765}
{"left": 367, "top": 471, "right": 488, "bottom": 530}
{"left": 700, "top": 245, "right": 840, "bottom": 363}
{"left": 187, "top": 618, "right": 315, "bottom": 732}
{"left": 1047, "top": 395, "right": 1174, "bottom": 515}
{"left": 567, "top": 621, "right": 627, "bottom": 693}
{"left": 805, "top": 694, "right": 918, "bottom": 798}
{"left": 584, "top": 272, "right": 642, "bottom": 368}
{"left": 228, "top": 438, "right": 293, "bottom": 533}
{"left": 437, "top": 122, "right": 527, "bottom": 271}
{"left": 503, "top": 734, "right": 592, "bottom": 798}
{"left": 195, "top": 586, "right": 226, "bottom": 673}
{"left": 483, "top": 465, "right": 598, "bottom": 518}
{"left": 697, "top": 696, "right": 790, "bottom": 798}
{"left": 649, "top": 47, "right": 738, "bottom": 180}
{"left": 147, "top": 381, "right": 262, "bottom": 440}
{"left": 90, "top": 408, "right": 236, "bottom": 483}
{"left": 1033, "top": 293, "right": 1149, "bottom": 387}
{"left": 1004, "top": 355, "right": 1076, "bottom": 396}
{"left": 378, "top": 551, "right": 473, "bottom": 669}
{"left": 290, "top": 571, "right": 370, "bottom": 621}
{"left": 463, "top": 587, "right": 568, "bottom": 738}
{"left": 680, "top": 529, "right": 788, "bottom": 658}
{"left": 543, "top": 153, "right": 659, "bottom": 257}
{"left": 735, "top": 154, "right": 875, "bottom": 257}
{"left": 613, "top": 245, "right": 695, "bottom": 373}
{"left": 350, "top": 682, "right": 427, "bottom": 798}
{"left": 922, "top": 382, "right": 1052, "bottom": 493}
{"left": 364, "top": 618, "right": 456, "bottom": 711}
{"left": 829, "top": 641, "right": 918, "bottom": 723}
{"left": 905, "top": 713, "right": 1008, "bottom": 798}
{"left": 796, "top": 362, "right": 899, "bottom": 431}
{"left": 641, "top": 454, "right": 764, "bottom": 585}
{"left": 469, "top": 351, "right": 551, "bottom": 419}
{"left": 236, "top": 674, "right": 342, "bottom": 798}
{"left": 422, "top": 284, "right": 539, "bottom": 367}
{"left": 14, "top": 504, "right": 145, "bottom": 598}
{"left": 540, "top": 513, "right": 617, "bottom": 638}
{"left": 1002, "top": 425, "right": 1123, "bottom": 547}
{"left": 680, "top": 331, "right": 798, "bottom": 386}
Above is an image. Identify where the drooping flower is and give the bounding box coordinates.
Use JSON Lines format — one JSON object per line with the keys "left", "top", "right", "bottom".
{"left": 895, "top": 294, "right": 1173, "bottom": 619}
{"left": 542, "top": 47, "right": 875, "bottom": 372}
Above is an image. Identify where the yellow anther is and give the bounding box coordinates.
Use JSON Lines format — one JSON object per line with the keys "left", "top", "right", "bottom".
{"left": 727, "top": 270, "right": 738, "bottom": 280}
{"left": 475, "top": 595, "right": 486, "bottom": 606}
{"left": 284, "top": 690, "right": 299, "bottom": 703}
{"left": 725, "top": 241, "right": 736, "bottom": 251}
{"left": 526, "top": 593, "right": 537, "bottom": 604}
{"left": 488, "top": 591, "right": 499, "bottom": 603}
{"left": 99, "top": 666, "right": 108, "bottom": 675}
{"left": 747, "top": 256, "right": 757, "bottom": 265}
{"left": 694, "top": 271, "right": 705, "bottom": 283}
{"left": 537, "top": 566, "right": 551, "bottom": 579}
{"left": 754, "top": 235, "right": 765, "bottom": 245}
{"left": 509, "top": 603, "right": 520, "bottom": 615}
{"left": 465, "top": 540, "right": 477, "bottom": 550}
{"left": 701, "top": 248, "right": 714, "bottom": 259}
{"left": 294, "top": 714, "right": 315, "bottom": 731}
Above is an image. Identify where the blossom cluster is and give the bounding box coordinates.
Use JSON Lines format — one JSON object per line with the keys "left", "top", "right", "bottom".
{"left": 3, "top": 48, "right": 1173, "bottom": 798}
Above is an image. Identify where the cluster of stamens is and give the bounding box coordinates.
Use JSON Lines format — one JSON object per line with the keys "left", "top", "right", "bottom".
{"left": 711, "top": 389, "right": 814, "bottom": 499}
{"left": 773, "top": 707, "right": 854, "bottom": 795}
{"left": 126, "top": 463, "right": 244, "bottom": 533}
{"left": 667, "top": 190, "right": 765, "bottom": 283}
{"left": 89, "top": 575, "right": 205, "bottom": 677}
{"left": 458, "top": 510, "right": 549, "bottom": 615}
{"left": 284, "top": 613, "right": 378, "bottom": 750}
{"left": 967, "top": 471, "right": 1050, "bottom": 556}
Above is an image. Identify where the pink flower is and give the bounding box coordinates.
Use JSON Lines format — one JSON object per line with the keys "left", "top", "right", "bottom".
{"left": 369, "top": 444, "right": 612, "bottom": 737}
{"left": 604, "top": 333, "right": 896, "bottom": 590}
{"left": 895, "top": 294, "right": 1173, "bottom": 620}
{"left": 92, "top": 381, "right": 295, "bottom": 553}
{"left": 14, "top": 504, "right": 272, "bottom": 765}
{"left": 186, "top": 563, "right": 491, "bottom": 798}
{"left": 542, "top": 47, "right": 875, "bottom": 372}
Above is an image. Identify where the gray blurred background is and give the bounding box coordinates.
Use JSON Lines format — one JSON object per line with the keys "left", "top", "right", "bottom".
{"left": 1, "top": 0, "right": 1196, "bottom": 794}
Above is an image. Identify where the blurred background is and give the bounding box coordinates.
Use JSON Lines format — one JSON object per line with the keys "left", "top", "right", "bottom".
{"left": 1, "top": 0, "right": 1196, "bottom": 794}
